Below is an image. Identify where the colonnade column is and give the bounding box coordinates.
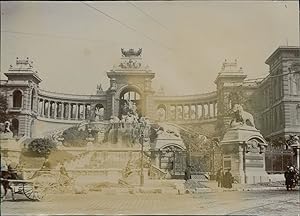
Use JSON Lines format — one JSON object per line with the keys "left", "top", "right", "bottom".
{"left": 61, "top": 103, "right": 65, "bottom": 119}
{"left": 68, "top": 103, "right": 71, "bottom": 120}
{"left": 41, "top": 100, "right": 44, "bottom": 117}
{"left": 54, "top": 102, "right": 57, "bottom": 119}
{"left": 83, "top": 104, "right": 86, "bottom": 120}
{"left": 47, "top": 101, "right": 50, "bottom": 118}
{"left": 208, "top": 102, "right": 211, "bottom": 118}
{"left": 75, "top": 103, "right": 79, "bottom": 120}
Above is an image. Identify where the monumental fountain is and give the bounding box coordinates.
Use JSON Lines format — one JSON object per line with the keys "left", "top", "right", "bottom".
{"left": 52, "top": 99, "right": 181, "bottom": 189}
{"left": 220, "top": 104, "right": 269, "bottom": 184}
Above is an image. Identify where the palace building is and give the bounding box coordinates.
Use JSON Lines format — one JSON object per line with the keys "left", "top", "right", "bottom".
{"left": 1, "top": 47, "right": 299, "bottom": 147}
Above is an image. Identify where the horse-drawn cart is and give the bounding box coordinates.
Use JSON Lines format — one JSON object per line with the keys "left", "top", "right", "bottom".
{"left": 0, "top": 178, "right": 46, "bottom": 201}
{"left": 1, "top": 169, "right": 73, "bottom": 202}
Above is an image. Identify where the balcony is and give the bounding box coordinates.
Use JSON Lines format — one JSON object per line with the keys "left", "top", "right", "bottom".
{"left": 8, "top": 107, "right": 22, "bottom": 113}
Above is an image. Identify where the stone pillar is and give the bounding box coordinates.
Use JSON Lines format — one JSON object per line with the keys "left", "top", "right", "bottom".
{"left": 83, "top": 104, "right": 86, "bottom": 120}
{"left": 41, "top": 99, "right": 44, "bottom": 117}
{"left": 195, "top": 104, "right": 199, "bottom": 119}
{"left": 189, "top": 105, "right": 192, "bottom": 120}
{"left": 208, "top": 102, "right": 211, "bottom": 118}
{"left": 61, "top": 103, "right": 65, "bottom": 119}
{"left": 68, "top": 103, "right": 71, "bottom": 120}
{"left": 47, "top": 101, "right": 50, "bottom": 118}
{"left": 54, "top": 102, "right": 57, "bottom": 119}
{"left": 75, "top": 104, "right": 79, "bottom": 120}
{"left": 202, "top": 104, "right": 205, "bottom": 117}
{"left": 239, "top": 145, "right": 245, "bottom": 184}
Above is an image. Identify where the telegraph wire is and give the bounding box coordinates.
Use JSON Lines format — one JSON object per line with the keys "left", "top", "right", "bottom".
{"left": 127, "top": 1, "right": 169, "bottom": 32}
{"left": 80, "top": 1, "right": 173, "bottom": 52}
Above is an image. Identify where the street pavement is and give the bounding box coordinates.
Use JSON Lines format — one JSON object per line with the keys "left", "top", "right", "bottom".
{"left": 1, "top": 188, "right": 299, "bottom": 215}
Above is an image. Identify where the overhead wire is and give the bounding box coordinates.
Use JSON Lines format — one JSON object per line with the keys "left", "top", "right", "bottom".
{"left": 127, "top": 1, "right": 169, "bottom": 32}
{"left": 80, "top": 1, "right": 173, "bottom": 52}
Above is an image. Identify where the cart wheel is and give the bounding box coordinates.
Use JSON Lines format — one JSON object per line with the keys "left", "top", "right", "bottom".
{"left": 23, "top": 183, "right": 46, "bottom": 201}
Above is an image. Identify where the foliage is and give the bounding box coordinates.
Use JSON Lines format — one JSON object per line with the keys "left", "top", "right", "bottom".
{"left": 0, "top": 94, "right": 10, "bottom": 123}
{"left": 28, "top": 138, "right": 57, "bottom": 156}
{"left": 180, "top": 130, "right": 211, "bottom": 154}
{"left": 180, "top": 130, "right": 211, "bottom": 170}
{"left": 61, "top": 126, "right": 91, "bottom": 147}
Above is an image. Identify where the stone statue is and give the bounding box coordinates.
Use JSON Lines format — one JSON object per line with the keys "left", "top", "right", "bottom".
{"left": 96, "top": 84, "right": 104, "bottom": 94}
{"left": 0, "top": 121, "right": 13, "bottom": 139}
{"left": 230, "top": 104, "right": 255, "bottom": 128}
{"left": 95, "top": 107, "right": 104, "bottom": 121}
{"left": 121, "top": 48, "right": 142, "bottom": 58}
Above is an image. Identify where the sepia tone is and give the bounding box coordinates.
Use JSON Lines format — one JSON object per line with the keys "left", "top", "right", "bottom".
{"left": 0, "top": 1, "right": 299, "bottom": 215}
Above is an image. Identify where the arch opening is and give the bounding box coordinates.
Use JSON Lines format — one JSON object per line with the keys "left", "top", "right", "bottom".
{"left": 13, "top": 90, "right": 22, "bottom": 108}
{"left": 119, "top": 87, "right": 143, "bottom": 118}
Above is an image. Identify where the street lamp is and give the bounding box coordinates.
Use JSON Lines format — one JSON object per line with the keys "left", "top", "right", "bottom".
{"left": 139, "top": 126, "right": 145, "bottom": 186}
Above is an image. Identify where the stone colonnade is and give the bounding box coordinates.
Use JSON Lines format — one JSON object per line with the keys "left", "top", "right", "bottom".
{"left": 38, "top": 98, "right": 91, "bottom": 120}
{"left": 157, "top": 101, "right": 218, "bottom": 121}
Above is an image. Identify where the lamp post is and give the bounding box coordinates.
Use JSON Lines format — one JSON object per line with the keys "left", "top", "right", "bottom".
{"left": 139, "top": 126, "right": 145, "bottom": 186}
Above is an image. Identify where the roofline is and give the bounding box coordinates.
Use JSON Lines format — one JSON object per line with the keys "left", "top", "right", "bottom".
{"left": 265, "top": 46, "right": 300, "bottom": 65}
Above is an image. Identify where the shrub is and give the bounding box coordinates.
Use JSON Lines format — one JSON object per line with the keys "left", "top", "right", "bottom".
{"left": 62, "top": 126, "right": 89, "bottom": 147}
{"left": 28, "top": 138, "right": 56, "bottom": 156}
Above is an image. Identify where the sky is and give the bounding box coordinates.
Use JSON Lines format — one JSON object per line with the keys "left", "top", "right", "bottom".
{"left": 1, "top": 1, "right": 299, "bottom": 96}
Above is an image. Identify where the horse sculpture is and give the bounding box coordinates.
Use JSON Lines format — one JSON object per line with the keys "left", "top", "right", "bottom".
{"left": 230, "top": 104, "right": 255, "bottom": 128}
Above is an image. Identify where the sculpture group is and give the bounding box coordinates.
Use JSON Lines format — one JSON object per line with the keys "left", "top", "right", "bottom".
{"left": 230, "top": 104, "right": 255, "bottom": 128}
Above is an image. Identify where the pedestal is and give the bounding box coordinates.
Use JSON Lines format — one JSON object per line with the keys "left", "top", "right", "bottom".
{"left": 221, "top": 125, "right": 269, "bottom": 184}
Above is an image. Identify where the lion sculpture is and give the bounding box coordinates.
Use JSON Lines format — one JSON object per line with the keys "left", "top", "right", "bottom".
{"left": 230, "top": 104, "right": 255, "bottom": 128}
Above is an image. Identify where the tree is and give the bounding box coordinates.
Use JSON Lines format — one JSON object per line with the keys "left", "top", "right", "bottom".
{"left": 28, "top": 138, "right": 57, "bottom": 156}
{"left": 180, "top": 130, "right": 211, "bottom": 172}
{"left": 0, "top": 94, "right": 10, "bottom": 123}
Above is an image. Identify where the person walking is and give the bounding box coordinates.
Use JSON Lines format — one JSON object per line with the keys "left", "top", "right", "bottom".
{"left": 216, "top": 168, "right": 223, "bottom": 187}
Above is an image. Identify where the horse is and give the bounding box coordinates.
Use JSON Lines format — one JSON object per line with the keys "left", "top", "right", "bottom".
{"left": 1, "top": 163, "right": 23, "bottom": 201}
{"left": 232, "top": 104, "right": 255, "bottom": 127}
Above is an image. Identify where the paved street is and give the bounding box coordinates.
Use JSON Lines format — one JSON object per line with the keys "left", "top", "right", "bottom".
{"left": 1, "top": 189, "right": 299, "bottom": 215}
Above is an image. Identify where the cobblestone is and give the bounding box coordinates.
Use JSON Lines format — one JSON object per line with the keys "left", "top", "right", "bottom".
{"left": 1, "top": 189, "right": 299, "bottom": 215}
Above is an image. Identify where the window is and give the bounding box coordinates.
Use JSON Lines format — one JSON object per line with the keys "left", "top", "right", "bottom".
{"left": 13, "top": 90, "right": 22, "bottom": 108}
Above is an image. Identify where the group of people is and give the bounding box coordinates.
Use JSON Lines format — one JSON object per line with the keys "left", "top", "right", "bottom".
{"left": 284, "top": 165, "right": 299, "bottom": 191}
{"left": 216, "top": 168, "right": 234, "bottom": 189}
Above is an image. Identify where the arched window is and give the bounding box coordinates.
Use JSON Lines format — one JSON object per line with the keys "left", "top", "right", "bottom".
{"left": 157, "top": 104, "right": 166, "bottom": 121}
{"left": 13, "top": 90, "right": 22, "bottom": 108}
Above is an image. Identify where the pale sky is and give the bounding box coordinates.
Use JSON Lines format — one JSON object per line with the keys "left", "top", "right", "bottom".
{"left": 1, "top": 1, "right": 299, "bottom": 95}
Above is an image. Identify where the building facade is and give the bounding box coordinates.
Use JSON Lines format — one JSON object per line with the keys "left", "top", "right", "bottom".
{"left": 1, "top": 47, "right": 299, "bottom": 145}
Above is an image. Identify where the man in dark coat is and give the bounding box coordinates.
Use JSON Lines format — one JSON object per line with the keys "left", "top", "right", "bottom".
{"left": 216, "top": 168, "right": 224, "bottom": 187}
{"left": 184, "top": 166, "right": 191, "bottom": 181}
{"left": 285, "top": 166, "right": 296, "bottom": 190}
{"left": 224, "top": 169, "right": 233, "bottom": 188}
